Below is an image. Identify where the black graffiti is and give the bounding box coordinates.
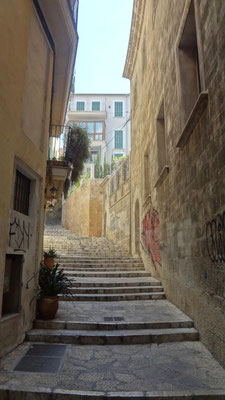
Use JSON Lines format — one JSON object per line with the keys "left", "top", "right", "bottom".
{"left": 206, "top": 212, "right": 225, "bottom": 262}
{"left": 9, "top": 218, "right": 31, "bottom": 252}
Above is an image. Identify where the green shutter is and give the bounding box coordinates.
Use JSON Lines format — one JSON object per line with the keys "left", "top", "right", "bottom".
{"left": 76, "top": 101, "right": 85, "bottom": 111}
{"left": 115, "top": 130, "right": 123, "bottom": 149}
{"left": 92, "top": 101, "right": 100, "bottom": 111}
{"left": 115, "top": 102, "right": 123, "bottom": 117}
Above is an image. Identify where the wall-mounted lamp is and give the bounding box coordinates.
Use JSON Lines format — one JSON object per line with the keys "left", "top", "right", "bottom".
{"left": 48, "top": 204, "right": 54, "bottom": 213}
{"left": 50, "top": 185, "right": 57, "bottom": 197}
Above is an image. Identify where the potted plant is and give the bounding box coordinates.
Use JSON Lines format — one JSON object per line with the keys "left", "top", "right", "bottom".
{"left": 43, "top": 247, "right": 57, "bottom": 269}
{"left": 37, "top": 263, "right": 73, "bottom": 320}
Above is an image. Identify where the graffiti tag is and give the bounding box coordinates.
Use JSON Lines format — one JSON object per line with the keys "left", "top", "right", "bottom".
{"left": 206, "top": 212, "right": 225, "bottom": 262}
{"left": 9, "top": 217, "right": 32, "bottom": 252}
{"left": 141, "top": 208, "right": 161, "bottom": 267}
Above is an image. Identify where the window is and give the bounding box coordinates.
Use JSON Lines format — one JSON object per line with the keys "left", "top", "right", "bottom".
{"left": 156, "top": 101, "right": 166, "bottom": 174}
{"left": 2, "top": 255, "right": 23, "bottom": 317}
{"left": 95, "top": 122, "right": 103, "bottom": 133}
{"left": 14, "top": 170, "right": 31, "bottom": 215}
{"left": 115, "top": 130, "right": 123, "bottom": 149}
{"left": 114, "top": 101, "right": 123, "bottom": 117}
{"left": 178, "top": 0, "right": 201, "bottom": 124}
{"left": 76, "top": 101, "right": 85, "bottom": 111}
{"left": 71, "top": 121, "right": 104, "bottom": 141}
{"left": 110, "top": 176, "right": 115, "bottom": 193}
{"left": 87, "top": 122, "right": 94, "bottom": 133}
{"left": 92, "top": 101, "right": 100, "bottom": 111}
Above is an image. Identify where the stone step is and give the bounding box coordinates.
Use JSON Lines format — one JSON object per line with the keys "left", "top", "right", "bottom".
{"left": 63, "top": 271, "right": 152, "bottom": 278}
{"left": 61, "top": 266, "right": 145, "bottom": 273}
{"left": 59, "top": 292, "right": 166, "bottom": 301}
{"left": 59, "top": 262, "right": 144, "bottom": 267}
{"left": 57, "top": 259, "right": 143, "bottom": 265}
{"left": 56, "top": 257, "right": 142, "bottom": 262}
{"left": 71, "top": 278, "right": 161, "bottom": 287}
{"left": 26, "top": 327, "right": 199, "bottom": 345}
{"left": 34, "top": 319, "right": 194, "bottom": 331}
{"left": 70, "top": 286, "right": 164, "bottom": 294}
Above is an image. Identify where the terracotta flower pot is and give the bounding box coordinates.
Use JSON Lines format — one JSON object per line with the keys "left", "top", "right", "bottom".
{"left": 44, "top": 257, "right": 55, "bottom": 269}
{"left": 38, "top": 296, "right": 58, "bottom": 320}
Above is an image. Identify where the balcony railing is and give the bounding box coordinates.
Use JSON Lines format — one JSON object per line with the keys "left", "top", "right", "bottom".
{"left": 49, "top": 125, "right": 71, "bottom": 161}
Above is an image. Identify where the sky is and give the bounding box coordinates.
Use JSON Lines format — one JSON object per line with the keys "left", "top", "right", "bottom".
{"left": 74, "top": 0, "right": 133, "bottom": 94}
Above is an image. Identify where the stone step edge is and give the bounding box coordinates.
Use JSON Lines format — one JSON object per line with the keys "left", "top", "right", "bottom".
{"left": 1, "top": 386, "right": 225, "bottom": 400}
{"left": 59, "top": 293, "right": 166, "bottom": 301}
{"left": 26, "top": 327, "right": 199, "bottom": 345}
{"left": 34, "top": 320, "right": 194, "bottom": 330}
{"left": 71, "top": 281, "right": 162, "bottom": 287}
{"left": 70, "top": 286, "right": 164, "bottom": 293}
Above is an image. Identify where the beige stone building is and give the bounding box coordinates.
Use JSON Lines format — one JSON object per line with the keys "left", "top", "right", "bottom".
{"left": 0, "top": 0, "right": 78, "bottom": 357}
{"left": 62, "top": 179, "right": 103, "bottom": 237}
{"left": 102, "top": 156, "right": 131, "bottom": 252}
{"left": 103, "top": 0, "right": 225, "bottom": 367}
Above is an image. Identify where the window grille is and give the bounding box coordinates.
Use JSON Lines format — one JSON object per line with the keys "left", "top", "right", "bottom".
{"left": 14, "top": 170, "right": 31, "bottom": 215}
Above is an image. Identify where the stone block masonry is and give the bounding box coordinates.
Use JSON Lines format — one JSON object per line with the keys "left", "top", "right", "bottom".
{"left": 122, "top": 0, "right": 225, "bottom": 368}
{"left": 62, "top": 179, "right": 103, "bottom": 237}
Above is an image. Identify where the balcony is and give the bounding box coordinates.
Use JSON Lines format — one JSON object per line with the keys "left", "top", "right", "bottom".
{"left": 46, "top": 126, "right": 72, "bottom": 201}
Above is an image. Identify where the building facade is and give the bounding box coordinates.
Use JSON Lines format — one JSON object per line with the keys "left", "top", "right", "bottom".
{"left": 103, "top": 0, "right": 225, "bottom": 367}
{"left": 0, "top": 0, "right": 78, "bottom": 357}
{"left": 67, "top": 94, "right": 130, "bottom": 177}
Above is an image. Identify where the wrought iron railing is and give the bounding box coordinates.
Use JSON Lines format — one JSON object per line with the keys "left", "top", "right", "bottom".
{"left": 48, "top": 125, "right": 71, "bottom": 161}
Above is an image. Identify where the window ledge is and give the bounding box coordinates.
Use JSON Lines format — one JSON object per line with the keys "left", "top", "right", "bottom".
{"left": 154, "top": 165, "right": 169, "bottom": 188}
{"left": 176, "top": 91, "right": 208, "bottom": 150}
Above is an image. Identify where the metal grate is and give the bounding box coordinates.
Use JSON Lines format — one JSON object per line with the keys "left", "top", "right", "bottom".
{"left": 14, "top": 344, "right": 67, "bottom": 374}
{"left": 14, "top": 170, "right": 31, "bottom": 215}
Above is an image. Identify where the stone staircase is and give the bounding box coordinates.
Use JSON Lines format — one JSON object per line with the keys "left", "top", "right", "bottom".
{"left": 0, "top": 226, "right": 225, "bottom": 399}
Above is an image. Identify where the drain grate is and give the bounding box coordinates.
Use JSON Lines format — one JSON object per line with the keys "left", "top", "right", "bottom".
{"left": 104, "top": 317, "right": 124, "bottom": 322}
{"left": 14, "top": 344, "right": 67, "bottom": 374}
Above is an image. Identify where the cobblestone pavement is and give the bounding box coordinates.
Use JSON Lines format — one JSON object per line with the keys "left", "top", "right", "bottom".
{"left": 1, "top": 342, "right": 225, "bottom": 394}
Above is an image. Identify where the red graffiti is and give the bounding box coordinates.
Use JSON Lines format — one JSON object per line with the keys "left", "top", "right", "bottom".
{"left": 141, "top": 208, "right": 161, "bottom": 267}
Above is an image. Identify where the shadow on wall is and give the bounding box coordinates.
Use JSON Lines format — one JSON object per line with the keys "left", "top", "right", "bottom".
{"left": 45, "top": 198, "right": 62, "bottom": 226}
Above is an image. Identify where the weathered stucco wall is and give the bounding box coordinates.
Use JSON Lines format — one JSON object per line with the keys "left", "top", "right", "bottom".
{"left": 62, "top": 179, "right": 103, "bottom": 237}
{"left": 124, "top": 0, "right": 225, "bottom": 367}
{"left": 102, "top": 158, "right": 131, "bottom": 253}
{"left": 0, "top": 1, "right": 53, "bottom": 357}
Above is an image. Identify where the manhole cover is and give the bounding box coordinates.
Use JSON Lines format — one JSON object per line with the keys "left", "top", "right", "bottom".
{"left": 14, "top": 344, "right": 67, "bottom": 374}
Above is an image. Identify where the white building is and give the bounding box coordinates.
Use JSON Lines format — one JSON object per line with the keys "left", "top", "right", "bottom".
{"left": 67, "top": 93, "right": 130, "bottom": 177}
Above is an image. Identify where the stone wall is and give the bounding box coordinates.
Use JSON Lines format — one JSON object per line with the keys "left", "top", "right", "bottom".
{"left": 123, "top": 0, "right": 225, "bottom": 367}
{"left": 0, "top": 0, "right": 53, "bottom": 357}
{"left": 62, "top": 179, "right": 103, "bottom": 237}
{"left": 102, "top": 157, "right": 131, "bottom": 252}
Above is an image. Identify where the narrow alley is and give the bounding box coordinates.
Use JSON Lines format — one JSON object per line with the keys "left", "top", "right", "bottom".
{"left": 0, "top": 227, "right": 225, "bottom": 398}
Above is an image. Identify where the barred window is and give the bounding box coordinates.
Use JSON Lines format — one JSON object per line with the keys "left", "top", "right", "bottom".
{"left": 114, "top": 102, "right": 123, "bottom": 117}
{"left": 14, "top": 170, "right": 31, "bottom": 215}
